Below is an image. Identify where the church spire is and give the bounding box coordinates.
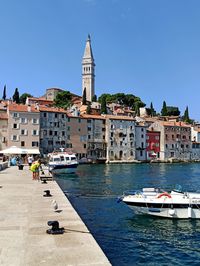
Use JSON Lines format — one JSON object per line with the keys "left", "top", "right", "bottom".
{"left": 82, "top": 35, "right": 95, "bottom": 102}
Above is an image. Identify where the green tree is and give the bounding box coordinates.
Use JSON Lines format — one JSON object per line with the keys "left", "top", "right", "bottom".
{"left": 183, "top": 106, "right": 190, "bottom": 123}
{"left": 150, "top": 102, "right": 156, "bottom": 116}
{"left": 92, "top": 94, "right": 97, "bottom": 102}
{"left": 82, "top": 88, "right": 87, "bottom": 105}
{"left": 13, "top": 88, "right": 20, "bottom": 103}
{"left": 86, "top": 102, "right": 91, "bottom": 114}
{"left": 166, "top": 106, "right": 180, "bottom": 116}
{"left": 19, "top": 93, "right": 33, "bottom": 104}
{"left": 100, "top": 95, "right": 107, "bottom": 114}
{"left": 2, "top": 85, "right": 6, "bottom": 100}
{"left": 161, "top": 101, "right": 167, "bottom": 116}
{"left": 54, "top": 91, "right": 72, "bottom": 109}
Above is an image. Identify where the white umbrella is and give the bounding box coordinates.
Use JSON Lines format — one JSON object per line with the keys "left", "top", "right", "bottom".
{"left": 0, "top": 146, "right": 27, "bottom": 154}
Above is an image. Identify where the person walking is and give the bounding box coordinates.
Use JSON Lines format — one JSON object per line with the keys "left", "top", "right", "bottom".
{"left": 30, "top": 159, "right": 42, "bottom": 180}
{"left": 27, "top": 156, "right": 33, "bottom": 167}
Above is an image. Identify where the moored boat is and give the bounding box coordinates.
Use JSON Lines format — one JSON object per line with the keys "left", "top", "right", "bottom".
{"left": 48, "top": 149, "right": 78, "bottom": 175}
{"left": 120, "top": 185, "right": 200, "bottom": 219}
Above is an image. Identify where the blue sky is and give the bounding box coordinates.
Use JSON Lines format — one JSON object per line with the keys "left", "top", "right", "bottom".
{"left": 1, "top": 0, "right": 200, "bottom": 120}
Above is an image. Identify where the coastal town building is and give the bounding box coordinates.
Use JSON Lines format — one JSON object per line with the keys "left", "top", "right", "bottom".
{"left": 146, "top": 130, "right": 160, "bottom": 160}
{"left": 7, "top": 104, "right": 40, "bottom": 149}
{"left": 105, "top": 116, "right": 136, "bottom": 162}
{"left": 81, "top": 114, "right": 107, "bottom": 162}
{"left": 0, "top": 105, "right": 8, "bottom": 150}
{"left": 135, "top": 123, "right": 147, "bottom": 161}
{"left": 149, "top": 121, "right": 192, "bottom": 161}
{"left": 39, "top": 106, "right": 87, "bottom": 158}
{"left": 82, "top": 35, "right": 95, "bottom": 102}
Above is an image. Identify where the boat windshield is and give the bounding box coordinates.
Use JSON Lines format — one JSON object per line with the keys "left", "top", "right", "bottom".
{"left": 71, "top": 156, "right": 77, "bottom": 161}
{"left": 173, "top": 184, "right": 183, "bottom": 193}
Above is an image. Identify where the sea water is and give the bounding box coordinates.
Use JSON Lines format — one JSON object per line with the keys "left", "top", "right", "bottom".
{"left": 56, "top": 163, "right": 200, "bottom": 266}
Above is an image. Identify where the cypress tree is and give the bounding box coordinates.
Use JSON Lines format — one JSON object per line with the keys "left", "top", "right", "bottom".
{"left": 86, "top": 102, "right": 91, "bottom": 114}
{"left": 92, "top": 94, "right": 97, "bottom": 102}
{"left": 13, "top": 88, "right": 20, "bottom": 103}
{"left": 82, "top": 88, "right": 87, "bottom": 105}
{"left": 2, "top": 85, "right": 6, "bottom": 100}
{"left": 150, "top": 102, "right": 155, "bottom": 116}
{"left": 100, "top": 95, "right": 107, "bottom": 114}
{"left": 183, "top": 106, "right": 190, "bottom": 123}
{"left": 161, "top": 101, "right": 167, "bottom": 116}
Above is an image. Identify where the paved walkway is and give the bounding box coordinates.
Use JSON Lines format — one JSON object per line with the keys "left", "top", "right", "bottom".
{"left": 0, "top": 165, "right": 111, "bottom": 266}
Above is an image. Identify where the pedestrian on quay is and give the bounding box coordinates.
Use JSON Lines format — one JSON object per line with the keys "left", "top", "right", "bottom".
{"left": 30, "top": 159, "right": 42, "bottom": 180}
{"left": 27, "top": 155, "right": 33, "bottom": 167}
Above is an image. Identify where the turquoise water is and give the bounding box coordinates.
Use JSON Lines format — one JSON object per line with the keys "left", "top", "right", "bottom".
{"left": 56, "top": 163, "right": 200, "bottom": 265}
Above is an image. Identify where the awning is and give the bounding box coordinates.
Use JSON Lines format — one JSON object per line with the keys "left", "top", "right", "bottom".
{"left": 0, "top": 146, "right": 40, "bottom": 155}
{"left": 0, "top": 146, "right": 27, "bottom": 154}
{"left": 25, "top": 149, "right": 40, "bottom": 154}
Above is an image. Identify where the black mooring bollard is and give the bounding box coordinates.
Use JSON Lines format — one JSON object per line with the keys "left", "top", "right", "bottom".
{"left": 43, "top": 190, "right": 52, "bottom": 197}
{"left": 46, "top": 220, "right": 64, "bottom": 234}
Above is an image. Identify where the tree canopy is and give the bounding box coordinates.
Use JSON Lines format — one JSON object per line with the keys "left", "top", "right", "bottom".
{"left": 19, "top": 93, "right": 33, "bottom": 104}
{"left": 98, "top": 93, "right": 145, "bottom": 112}
{"left": 53, "top": 91, "right": 72, "bottom": 109}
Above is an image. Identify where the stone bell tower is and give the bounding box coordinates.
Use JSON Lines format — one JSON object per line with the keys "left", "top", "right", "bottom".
{"left": 82, "top": 35, "right": 95, "bottom": 102}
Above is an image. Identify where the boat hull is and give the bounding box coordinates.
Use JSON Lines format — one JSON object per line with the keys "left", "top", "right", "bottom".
{"left": 124, "top": 202, "right": 200, "bottom": 219}
{"left": 49, "top": 163, "right": 78, "bottom": 175}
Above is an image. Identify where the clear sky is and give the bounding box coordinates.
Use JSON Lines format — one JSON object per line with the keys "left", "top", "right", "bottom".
{"left": 0, "top": 0, "right": 200, "bottom": 120}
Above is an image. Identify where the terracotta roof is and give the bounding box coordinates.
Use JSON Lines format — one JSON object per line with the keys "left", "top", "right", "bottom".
{"left": 81, "top": 114, "right": 106, "bottom": 120}
{"left": 156, "top": 121, "right": 191, "bottom": 128}
{"left": 104, "top": 115, "right": 135, "bottom": 121}
{"left": 8, "top": 104, "right": 39, "bottom": 113}
{"left": 39, "top": 106, "right": 68, "bottom": 113}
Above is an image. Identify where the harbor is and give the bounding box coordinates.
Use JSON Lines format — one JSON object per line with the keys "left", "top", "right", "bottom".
{"left": 56, "top": 163, "right": 200, "bottom": 265}
{"left": 0, "top": 165, "right": 111, "bottom": 266}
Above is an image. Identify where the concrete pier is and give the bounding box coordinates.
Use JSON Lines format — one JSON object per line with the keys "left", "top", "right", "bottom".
{"left": 0, "top": 166, "right": 111, "bottom": 266}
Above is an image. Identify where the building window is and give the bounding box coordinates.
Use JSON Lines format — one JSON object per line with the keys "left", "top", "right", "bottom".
{"left": 13, "top": 112, "right": 19, "bottom": 118}
{"left": 67, "top": 126, "right": 70, "bottom": 131}
{"left": 88, "top": 127, "right": 91, "bottom": 131}
{"left": 67, "top": 135, "right": 70, "bottom": 140}
{"left": 78, "top": 118, "right": 81, "bottom": 123}
{"left": 20, "top": 117, "right": 27, "bottom": 124}
{"left": 141, "top": 128, "right": 144, "bottom": 132}
{"left": 62, "top": 131, "right": 65, "bottom": 136}
{"left": 140, "top": 150, "right": 143, "bottom": 156}
{"left": 54, "top": 131, "right": 57, "bottom": 136}
{"left": 21, "top": 129, "right": 27, "bottom": 135}
{"left": 84, "top": 144, "right": 86, "bottom": 149}
{"left": 55, "top": 113, "right": 58, "bottom": 118}
{"left": 32, "top": 118, "right": 38, "bottom": 124}
{"left": 49, "top": 130, "right": 53, "bottom": 136}
{"left": 141, "top": 134, "right": 144, "bottom": 138}
{"left": 68, "top": 118, "right": 70, "bottom": 122}
{"left": 21, "top": 141, "right": 25, "bottom": 147}
{"left": 43, "top": 113, "right": 47, "bottom": 117}
{"left": 13, "top": 123, "right": 19, "bottom": 129}
{"left": 165, "top": 134, "right": 168, "bottom": 140}
{"left": 62, "top": 114, "right": 64, "bottom": 119}
{"left": 111, "top": 132, "right": 113, "bottom": 137}
{"left": 111, "top": 141, "right": 113, "bottom": 147}
{"left": 166, "top": 144, "right": 168, "bottom": 148}
{"left": 48, "top": 140, "right": 53, "bottom": 145}
{"left": 32, "top": 141, "right": 39, "bottom": 147}
{"left": 32, "top": 130, "right": 39, "bottom": 136}
{"left": 88, "top": 135, "right": 91, "bottom": 139}
{"left": 11, "top": 135, "right": 19, "bottom": 141}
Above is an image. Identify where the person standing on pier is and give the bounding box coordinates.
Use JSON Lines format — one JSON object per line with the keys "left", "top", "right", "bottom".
{"left": 30, "top": 159, "right": 42, "bottom": 180}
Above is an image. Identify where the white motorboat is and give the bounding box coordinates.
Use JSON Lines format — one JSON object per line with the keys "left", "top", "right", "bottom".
{"left": 48, "top": 150, "right": 78, "bottom": 175}
{"left": 120, "top": 185, "right": 200, "bottom": 219}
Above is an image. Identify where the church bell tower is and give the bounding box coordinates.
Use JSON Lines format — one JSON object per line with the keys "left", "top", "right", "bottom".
{"left": 82, "top": 35, "right": 95, "bottom": 102}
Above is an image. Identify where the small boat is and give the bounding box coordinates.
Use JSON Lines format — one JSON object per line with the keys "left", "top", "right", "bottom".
{"left": 120, "top": 185, "right": 200, "bottom": 219}
{"left": 48, "top": 149, "right": 78, "bottom": 175}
